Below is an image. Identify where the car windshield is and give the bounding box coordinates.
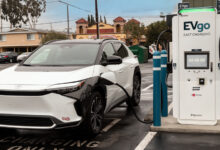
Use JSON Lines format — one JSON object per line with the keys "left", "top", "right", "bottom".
{"left": 23, "top": 43, "right": 100, "bottom": 66}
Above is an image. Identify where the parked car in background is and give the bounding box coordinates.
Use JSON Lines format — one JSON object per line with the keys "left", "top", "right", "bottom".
{"left": 0, "top": 52, "right": 18, "bottom": 63}
{"left": 17, "top": 52, "right": 32, "bottom": 62}
{"left": 0, "top": 55, "right": 7, "bottom": 63}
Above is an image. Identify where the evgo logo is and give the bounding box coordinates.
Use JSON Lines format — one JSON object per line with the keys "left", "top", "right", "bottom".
{"left": 184, "top": 21, "right": 210, "bottom": 32}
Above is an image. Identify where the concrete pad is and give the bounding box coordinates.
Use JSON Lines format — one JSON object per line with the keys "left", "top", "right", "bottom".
{"left": 150, "top": 115, "right": 220, "bottom": 134}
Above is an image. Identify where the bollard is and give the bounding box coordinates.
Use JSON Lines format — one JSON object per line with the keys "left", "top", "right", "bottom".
{"left": 153, "top": 51, "right": 161, "bottom": 126}
{"left": 161, "top": 50, "right": 168, "bottom": 117}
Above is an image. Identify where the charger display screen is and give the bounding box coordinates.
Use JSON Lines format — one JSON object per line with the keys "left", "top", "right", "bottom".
{"left": 185, "top": 52, "right": 209, "bottom": 69}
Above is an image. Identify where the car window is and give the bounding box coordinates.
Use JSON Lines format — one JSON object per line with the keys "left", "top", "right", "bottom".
{"left": 103, "top": 43, "right": 116, "bottom": 57}
{"left": 113, "top": 43, "right": 128, "bottom": 58}
{"left": 23, "top": 44, "right": 100, "bottom": 66}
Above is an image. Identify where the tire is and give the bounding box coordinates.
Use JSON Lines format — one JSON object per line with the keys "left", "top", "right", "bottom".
{"left": 126, "top": 74, "right": 141, "bottom": 107}
{"left": 9, "top": 58, "right": 13, "bottom": 63}
{"left": 82, "top": 91, "right": 105, "bottom": 136}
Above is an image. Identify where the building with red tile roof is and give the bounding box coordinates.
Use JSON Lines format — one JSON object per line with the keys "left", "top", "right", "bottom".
{"left": 75, "top": 17, "right": 145, "bottom": 45}
{"left": 75, "top": 18, "right": 88, "bottom": 24}
{"left": 113, "top": 17, "right": 126, "bottom": 23}
{"left": 127, "top": 19, "right": 140, "bottom": 24}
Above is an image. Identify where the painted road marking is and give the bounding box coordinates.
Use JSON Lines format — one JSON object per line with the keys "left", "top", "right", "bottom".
{"left": 142, "top": 84, "right": 153, "bottom": 92}
{"left": 135, "top": 102, "right": 173, "bottom": 150}
{"left": 135, "top": 132, "right": 157, "bottom": 150}
{"left": 102, "top": 118, "right": 121, "bottom": 132}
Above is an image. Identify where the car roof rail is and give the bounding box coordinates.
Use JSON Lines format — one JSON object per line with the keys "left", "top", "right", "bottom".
{"left": 103, "top": 38, "right": 118, "bottom": 41}
{"left": 44, "top": 40, "right": 62, "bottom": 45}
{"left": 101, "top": 38, "right": 118, "bottom": 42}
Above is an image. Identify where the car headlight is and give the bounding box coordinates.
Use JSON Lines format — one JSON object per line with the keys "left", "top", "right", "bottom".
{"left": 46, "top": 81, "right": 85, "bottom": 94}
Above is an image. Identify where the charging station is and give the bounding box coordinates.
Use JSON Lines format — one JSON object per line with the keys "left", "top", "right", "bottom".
{"left": 172, "top": 7, "right": 220, "bottom": 125}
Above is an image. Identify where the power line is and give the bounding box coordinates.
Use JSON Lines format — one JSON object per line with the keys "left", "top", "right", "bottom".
{"left": 46, "top": 0, "right": 93, "bottom": 13}
{"left": 46, "top": 0, "right": 59, "bottom": 4}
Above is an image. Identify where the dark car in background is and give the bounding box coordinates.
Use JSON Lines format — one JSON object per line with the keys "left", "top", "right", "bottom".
{"left": 0, "top": 52, "right": 18, "bottom": 63}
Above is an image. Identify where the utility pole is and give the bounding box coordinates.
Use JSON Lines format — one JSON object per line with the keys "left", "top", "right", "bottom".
{"left": 58, "top": 0, "right": 70, "bottom": 38}
{"left": 95, "top": 0, "right": 100, "bottom": 39}
{"left": 0, "top": 0, "right": 2, "bottom": 32}
{"left": 50, "top": 23, "right": 53, "bottom": 31}
{"left": 67, "top": 4, "right": 70, "bottom": 37}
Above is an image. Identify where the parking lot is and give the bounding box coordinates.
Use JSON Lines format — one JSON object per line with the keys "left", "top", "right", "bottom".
{"left": 0, "top": 61, "right": 220, "bottom": 150}
{"left": 0, "top": 61, "right": 154, "bottom": 150}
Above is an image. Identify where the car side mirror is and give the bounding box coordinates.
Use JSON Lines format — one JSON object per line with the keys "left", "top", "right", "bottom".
{"left": 101, "top": 55, "right": 122, "bottom": 66}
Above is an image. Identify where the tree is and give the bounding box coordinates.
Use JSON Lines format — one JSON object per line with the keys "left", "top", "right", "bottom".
{"left": 90, "top": 14, "right": 95, "bottom": 26}
{"left": 145, "top": 20, "right": 171, "bottom": 48}
{"left": 104, "top": 16, "right": 107, "bottom": 24}
{"left": 1, "top": 0, "right": 46, "bottom": 28}
{"left": 124, "top": 22, "right": 146, "bottom": 44}
{"left": 1, "top": 0, "right": 24, "bottom": 27}
{"left": 88, "top": 15, "right": 91, "bottom": 26}
{"left": 100, "top": 16, "right": 103, "bottom": 23}
{"left": 23, "top": 0, "right": 46, "bottom": 28}
{"left": 41, "top": 32, "right": 68, "bottom": 44}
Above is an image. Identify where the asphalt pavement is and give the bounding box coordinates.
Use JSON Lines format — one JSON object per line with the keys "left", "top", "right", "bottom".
{"left": 0, "top": 61, "right": 154, "bottom": 150}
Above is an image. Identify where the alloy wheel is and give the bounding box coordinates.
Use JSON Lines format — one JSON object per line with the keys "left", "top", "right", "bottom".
{"left": 90, "top": 95, "right": 104, "bottom": 133}
{"left": 133, "top": 76, "right": 141, "bottom": 104}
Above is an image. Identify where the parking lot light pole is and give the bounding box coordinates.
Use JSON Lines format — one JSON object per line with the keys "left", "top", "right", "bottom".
{"left": 95, "top": 0, "right": 100, "bottom": 39}
{"left": 58, "top": 0, "right": 70, "bottom": 38}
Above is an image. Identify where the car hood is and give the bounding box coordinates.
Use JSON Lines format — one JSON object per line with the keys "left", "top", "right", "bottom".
{"left": 0, "top": 65, "right": 95, "bottom": 91}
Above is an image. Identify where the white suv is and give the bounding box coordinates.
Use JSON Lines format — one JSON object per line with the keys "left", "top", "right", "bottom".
{"left": 0, "top": 39, "right": 141, "bottom": 135}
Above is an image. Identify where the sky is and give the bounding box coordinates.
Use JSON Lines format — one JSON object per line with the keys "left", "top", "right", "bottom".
{"left": 2, "top": 0, "right": 182, "bottom": 32}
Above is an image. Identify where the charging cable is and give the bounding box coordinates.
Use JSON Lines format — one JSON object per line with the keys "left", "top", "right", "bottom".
{"left": 115, "top": 83, "right": 153, "bottom": 125}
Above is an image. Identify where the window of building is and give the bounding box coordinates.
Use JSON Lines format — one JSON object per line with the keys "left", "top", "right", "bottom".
{"left": 79, "top": 26, "right": 83, "bottom": 34}
{"left": 38, "top": 34, "right": 43, "bottom": 39}
{"left": 113, "top": 43, "right": 128, "bottom": 58}
{"left": 116, "top": 24, "right": 121, "bottom": 33}
{"left": 0, "top": 35, "right": 6, "bottom": 41}
{"left": 27, "top": 34, "right": 35, "bottom": 40}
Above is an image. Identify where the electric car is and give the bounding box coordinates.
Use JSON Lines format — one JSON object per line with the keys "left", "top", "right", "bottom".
{"left": 0, "top": 39, "right": 141, "bottom": 135}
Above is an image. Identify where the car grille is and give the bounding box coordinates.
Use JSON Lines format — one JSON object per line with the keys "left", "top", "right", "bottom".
{"left": 0, "top": 116, "right": 54, "bottom": 127}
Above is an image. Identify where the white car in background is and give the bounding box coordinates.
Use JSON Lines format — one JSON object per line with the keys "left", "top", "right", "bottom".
{"left": 0, "top": 39, "right": 141, "bottom": 135}
{"left": 17, "top": 52, "right": 32, "bottom": 62}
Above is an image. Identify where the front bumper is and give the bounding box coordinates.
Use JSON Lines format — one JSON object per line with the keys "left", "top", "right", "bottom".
{"left": 0, "top": 93, "right": 82, "bottom": 129}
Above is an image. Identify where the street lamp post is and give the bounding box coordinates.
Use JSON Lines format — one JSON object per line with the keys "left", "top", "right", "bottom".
{"left": 59, "top": 0, "right": 70, "bottom": 38}
{"left": 95, "top": 0, "right": 100, "bottom": 39}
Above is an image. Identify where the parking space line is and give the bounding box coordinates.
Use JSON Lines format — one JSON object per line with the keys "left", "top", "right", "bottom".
{"left": 102, "top": 118, "right": 121, "bottom": 132}
{"left": 142, "top": 84, "right": 153, "bottom": 92}
{"left": 135, "top": 102, "right": 173, "bottom": 150}
{"left": 135, "top": 132, "right": 157, "bottom": 150}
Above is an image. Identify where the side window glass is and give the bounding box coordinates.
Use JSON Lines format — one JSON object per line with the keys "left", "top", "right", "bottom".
{"left": 103, "top": 43, "right": 115, "bottom": 57}
{"left": 113, "top": 43, "right": 128, "bottom": 58}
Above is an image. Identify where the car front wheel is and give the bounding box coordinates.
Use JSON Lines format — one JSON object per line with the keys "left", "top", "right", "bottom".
{"left": 82, "top": 91, "right": 105, "bottom": 135}
{"left": 126, "top": 75, "right": 141, "bottom": 107}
